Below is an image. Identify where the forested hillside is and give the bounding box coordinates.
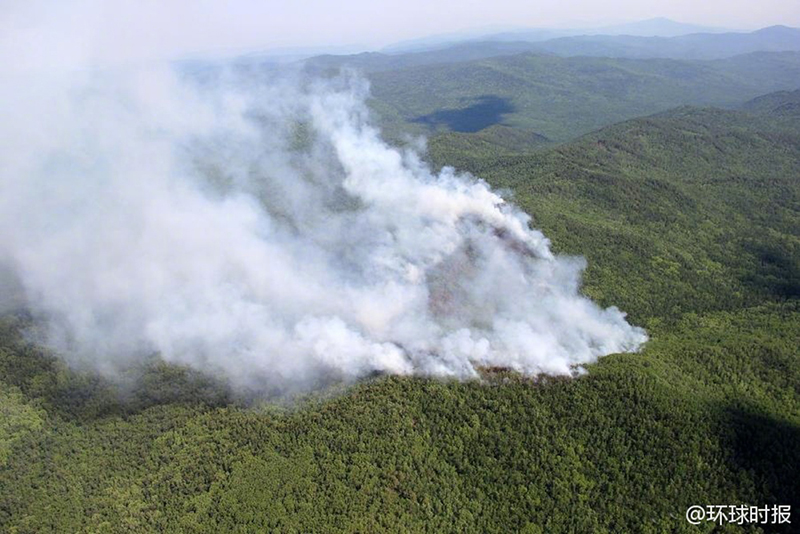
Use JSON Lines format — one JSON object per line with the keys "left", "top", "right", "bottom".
{"left": 741, "top": 88, "right": 800, "bottom": 118}
{"left": 365, "top": 51, "right": 800, "bottom": 141}
{"left": 1, "top": 103, "right": 797, "bottom": 532}
{"left": 428, "top": 106, "right": 800, "bottom": 325}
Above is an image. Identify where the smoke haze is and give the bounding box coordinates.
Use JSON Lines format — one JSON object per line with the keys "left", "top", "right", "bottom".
{"left": 0, "top": 63, "right": 647, "bottom": 392}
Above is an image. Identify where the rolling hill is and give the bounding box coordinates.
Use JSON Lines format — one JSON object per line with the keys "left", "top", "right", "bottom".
{"left": 741, "top": 88, "right": 800, "bottom": 117}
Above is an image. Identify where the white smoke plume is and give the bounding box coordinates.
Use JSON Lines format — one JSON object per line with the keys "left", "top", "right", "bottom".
{"left": 0, "top": 63, "right": 646, "bottom": 392}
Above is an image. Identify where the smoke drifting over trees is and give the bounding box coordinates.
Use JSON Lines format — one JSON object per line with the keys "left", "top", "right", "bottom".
{"left": 0, "top": 66, "right": 646, "bottom": 392}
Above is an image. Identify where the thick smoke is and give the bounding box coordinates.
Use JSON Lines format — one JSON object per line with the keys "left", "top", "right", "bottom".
{"left": 0, "top": 65, "right": 646, "bottom": 391}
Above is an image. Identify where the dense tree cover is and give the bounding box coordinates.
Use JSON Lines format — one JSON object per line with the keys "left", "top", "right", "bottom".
{"left": 0, "top": 305, "right": 797, "bottom": 533}
{"left": 1, "top": 106, "right": 798, "bottom": 532}
{"left": 424, "top": 125, "right": 553, "bottom": 157}
{"left": 367, "top": 51, "right": 800, "bottom": 141}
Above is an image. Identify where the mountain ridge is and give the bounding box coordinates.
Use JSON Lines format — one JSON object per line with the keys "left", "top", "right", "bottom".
{"left": 299, "top": 25, "right": 800, "bottom": 75}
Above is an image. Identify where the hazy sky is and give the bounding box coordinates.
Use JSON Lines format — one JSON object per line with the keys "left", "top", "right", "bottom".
{"left": 2, "top": 0, "right": 800, "bottom": 67}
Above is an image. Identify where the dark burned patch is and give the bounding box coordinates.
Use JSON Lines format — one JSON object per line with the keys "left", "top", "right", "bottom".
{"left": 479, "top": 365, "right": 514, "bottom": 375}
{"left": 492, "top": 226, "right": 539, "bottom": 258}
{"left": 475, "top": 366, "right": 577, "bottom": 387}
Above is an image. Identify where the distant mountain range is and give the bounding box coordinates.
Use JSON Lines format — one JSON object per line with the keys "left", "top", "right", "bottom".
{"left": 483, "top": 17, "right": 729, "bottom": 45}
{"left": 522, "top": 25, "right": 800, "bottom": 60}
{"left": 383, "top": 18, "right": 730, "bottom": 53}
{"left": 579, "top": 17, "right": 730, "bottom": 37}
{"left": 300, "top": 25, "right": 800, "bottom": 75}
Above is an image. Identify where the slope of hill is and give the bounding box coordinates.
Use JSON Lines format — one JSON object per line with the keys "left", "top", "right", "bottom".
{"left": 368, "top": 51, "right": 800, "bottom": 141}
{"left": 1, "top": 106, "right": 798, "bottom": 532}
{"left": 427, "top": 124, "right": 552, "bottom": 158}
{"left": 741, "top": 88, "right": 800, "bottom": 117}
